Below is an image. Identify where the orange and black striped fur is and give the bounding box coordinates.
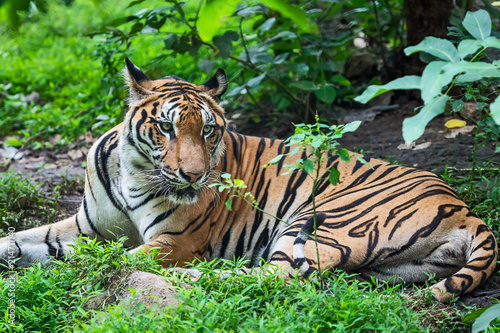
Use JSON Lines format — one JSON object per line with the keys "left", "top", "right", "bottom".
{"left": 0, "top": 59, "right": 497, "bottom": 302}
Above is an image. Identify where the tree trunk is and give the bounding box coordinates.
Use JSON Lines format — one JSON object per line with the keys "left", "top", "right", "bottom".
{"left": 405, "top": 0, "right": 454, "bottom": 46}
{"left": 402, "top": 0, "right": 454, "bottom": 75}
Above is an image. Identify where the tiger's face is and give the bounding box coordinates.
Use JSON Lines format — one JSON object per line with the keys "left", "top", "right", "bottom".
{"left": 122, "top": 59, "right": 228, "bottom": 205}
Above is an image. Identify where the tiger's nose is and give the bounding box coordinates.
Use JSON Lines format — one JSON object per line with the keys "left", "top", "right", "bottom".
{"left": 179, "top": 169, "right": 203, "bottom": 183}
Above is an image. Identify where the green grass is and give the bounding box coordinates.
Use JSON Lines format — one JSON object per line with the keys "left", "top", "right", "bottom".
{"left": 0, "top": 237, "right": 160, "bottom": 332}
{"left": 1, "top": 238, "right": 463, "bottom": 333}
{"left": 0, "top": 169, "right": 60, "bottom": 236}
{"left": 440, "top": 165, "right": 500, "bottom": 240}
{"left": 77, "top": 261, "right": 433, "bottom": 333}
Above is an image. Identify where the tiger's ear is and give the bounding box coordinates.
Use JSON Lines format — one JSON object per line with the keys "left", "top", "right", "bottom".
{"left": 124, "top": 58, "right": 153, "bottom": 105}
{"left": 201, "top": 68, "right": 228, "bottom": 102}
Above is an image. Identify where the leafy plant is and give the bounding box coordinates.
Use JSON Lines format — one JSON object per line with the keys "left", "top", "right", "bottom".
{"left": 91, "top": 0, "right": 407, "bottom": 127}
{"left": 212, "top": 116, "right": 367, "bottom": 274}
{"left": 75, "top": 258, "right": 436, "bottom": 332}
{"left": 0, "top": 169, "right": 60, "bottom": 235}
{"left": 0, "top": 236, "right": 160, "bottom": 332}
{"left": 463, "top": 302, "right": 500, "bottom": 333}
{"left": 355, "top": 9, "right": 500, "bottom": 145}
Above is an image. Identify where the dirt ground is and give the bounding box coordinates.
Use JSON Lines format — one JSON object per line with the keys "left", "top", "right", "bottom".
{"left": 1, "top": 100, "right": 499, "bottom": 310}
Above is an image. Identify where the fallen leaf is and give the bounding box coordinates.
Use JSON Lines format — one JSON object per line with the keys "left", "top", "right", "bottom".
{"left": 397, "top": 142, "right": 432, "bottom": 150}
{"left": 445, "top": 119, "right": 466, "bottom": 129}
{"left": 445, "top": 125, "right": 476, "bottom": 139}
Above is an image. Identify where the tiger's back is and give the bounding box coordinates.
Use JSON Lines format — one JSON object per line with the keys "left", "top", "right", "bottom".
{"left": 0, "top": 59, "right": 496, "bottom": 303}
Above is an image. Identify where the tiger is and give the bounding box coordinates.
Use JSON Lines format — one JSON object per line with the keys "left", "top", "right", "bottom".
{"left": 0, "top": 58, "right": 497, "bottom": 303}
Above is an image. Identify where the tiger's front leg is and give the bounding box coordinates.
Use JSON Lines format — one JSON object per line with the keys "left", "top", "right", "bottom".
{"left": 0, "top": 212, "right": 97, "bottom": 270}
{"left": 130, "top": 234, "right": 206, "bottom": 268}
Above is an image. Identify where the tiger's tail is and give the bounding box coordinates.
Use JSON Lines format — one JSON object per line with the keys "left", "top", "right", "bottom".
{"left": 431, "top": 223, "right": 498, "bottom": 302}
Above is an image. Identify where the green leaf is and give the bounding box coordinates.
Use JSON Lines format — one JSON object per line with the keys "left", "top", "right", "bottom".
{"left": 420, "top": 61, "right": 451, "bottom": 104}
{"left": 490, "top": 95, "right": 500, "bottom": 125}
{"left": 4, "top": 137, "right": 22, "bottom": 148}
{"left": 314, "top": 85, "right": 336, "bottom": 103}
{"left": 198, "top": 0, "right": 239, "bottom": 42}
{"left": 246, "top": 73, "right": 266, "bottom": 88}
{"left": 452, "top": 99, "right": 464, "bottom": 112}
{"left": 303, "top": 159, "right": 314, "bottom": 174}
{"left": 331, "top": 74, "right": 350, "bottom": 88}
{"left": 290, "top": 80, "right": 318, "bottom": 91}
{"left": 288, "top": 133, "right": 305, "bottom": 145}
{"left": 236, "top": 5, "right": 262, "bottom": 17}
{"left": 260, "top": 0, "right": 319, "bottom": 34}
{"left": 259, "top": 18, "right": 276, "bottom": 33}
{"left": 264, "top": 154, "right": 284, "bottom": 168}
{"left": 463, "top": 10, "right": 491, "bottom": 41}
{"left": 343, "top": 121, "right": 361, "bottom": 133}
{"left": 458, "top": 39, "right": 482, "bottom": 59}
{"left": 471, "top": 303, "right": 500, "bottom": 333}
{"left": 213, "top": 30, "right": 239, "bottom": 58}
{"left": 225, "top": 199, "right": 232, "bottom": 212}
{"left": 402, "top": 95, "right": 451, "bottom": 144}
{"left": 445, "top": 61, "right": 500, "bottom": 84}
{"left": 221, "top": 173, "right": 231, "bottom": 179}
{"left": 404, "top": 37, "right": 460, "bottom": 63}
{"left": 354, "top": 154, "right": 372, "bottom": 169}
{"left": 289, "top": 146, "right": 300, "bottom": 156}
{"left": 481, "top": 36, "right": 500, "bottom": 49}
{"left": 328, "top": 168, "right": 340, "bottom": 186}
{"left": 354, "top": 76, "right": 421, "bottom": 104}
{"left": 337, "top": 149, "right": 350, "bottom": 163}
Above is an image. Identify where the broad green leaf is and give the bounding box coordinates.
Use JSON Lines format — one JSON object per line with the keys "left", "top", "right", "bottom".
{"left": 354, "top": 76, "right": 421, "bottom": 104}
{"left": 310, "top": 138, "right": 322, "bottom": 148}
{"left": 221, "top": 173, "right": 231, "bottom": 179}
{"left": 259, "top": 18, "right": 276, "bottom": 33}
{"left": 261, "top": 0, "right": 319, "bottom": 34}
{"left": 458, "top": 39, "right": 482, "bottom": 59}
{"left": 212, "top": 30, "right": 239, "bottom": 58}
{"left": 314, "top": 85, "right": 336, "bottom": 103}
{"left": 463, "top": 10, "right": 491, "bottom": 41}
{"left": 4, "top": 137, "right": 22, "bottom": 147}
{"left": 303, "top": 159, "right": 314, "bottom": 174}
{"left": 402, "top": 95, "right": 451, "bottom": 144}
{"left": 404, "top": 37, "right": 460, "bottom": 63}
{"left": 471, "top": 304, "right": 500, "bottom": 333}
{"left": 490, "top": 95, "right": 500, "bottom": 125}
{"left": 337, "top": 149, "right": 351, "bottom": 163}
{"left": 329, "top": 168, "right": 340, "bottom": 185}
{"left": 198, "top": 0, "right": 239, "bottom": 42}
{"left": 225, "top": 199, "right": 232, "bottom": 211}
{"left": 288, "top": 133, "right": 305, "bottom": 145}
{"left": 291, "top": 80, "right": 318, "bottom": 91}
{"left": 247, "top": 73, "right": 266, "bottom": 88}
{"left": 481, "top": 36, "right": 500, "bottom": 49}
{"left": 446, "top": 61, "right": 500, "bottom": 84}
{"left": 343, "top": 120, "right": 361, "bottom": 133}
{"left": 420, "top": 61, "right": 451, "bottom": 104}
{"left": 331, "top": 74, "right": 350, "bottom": 88}
{"left": 236, "top": 5, "right": 262, "bottom": 17}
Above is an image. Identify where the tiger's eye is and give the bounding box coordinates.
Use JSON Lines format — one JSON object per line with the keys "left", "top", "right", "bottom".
{"left": 203, "top": 125, "right": 213, "bottom": 135}
{"left": 159, "top": 122, "right": 173, "bottom": 132}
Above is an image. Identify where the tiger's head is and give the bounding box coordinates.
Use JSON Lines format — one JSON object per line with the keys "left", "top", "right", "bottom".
{"left": 121, "top": 58, "right": 228, "bottom": 205}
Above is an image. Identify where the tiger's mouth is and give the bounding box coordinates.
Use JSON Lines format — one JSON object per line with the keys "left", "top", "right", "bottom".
{"left": 167, "top": 185, "right": 201, "bottom": 205}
